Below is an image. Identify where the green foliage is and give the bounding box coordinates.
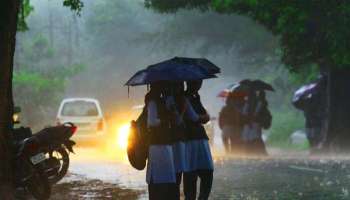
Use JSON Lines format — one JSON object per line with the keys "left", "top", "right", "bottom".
{"left": 212, "top": 0, "right": 350, "bottom": 69}
{"left": 14, "top": 32, "right": 85, "bottom": 126}
{"left": 145, "top": 0, "right": 211, "bottom": 12}
{"left": 13, "top": 64, "right": 84, "bottom": 96}
{"left": 13, "top": 71, "right": 57, "bottom": 92}
{"left": 23, "top": 35, "right": 54, "bottom": 63}
{"left": 146, "top": 0, "right": 350, "bottom": 70}
{"left": 13, "top": 63, "right": 85, "bottom": 127}
{"left": 288, "top": 64, "right": 319, "bottom": 85}
{"left": 17, "top": 0, "right": 34, "bottom": 31}
{"left": 63, "top": 0, "right": 84, "bottom": 15}
{"left": 18, "top": 0, "right": 84, "bottom": 31}
{"left": 267, "top": 110, "right": 305, "bottom": 148}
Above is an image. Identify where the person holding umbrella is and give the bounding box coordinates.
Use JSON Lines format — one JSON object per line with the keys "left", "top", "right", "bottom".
{"left": 241, "top": 80, "right": 273, "bottom": 156}
{"left": 292, "top": 75, "right": 327, "bottom": 154}
{"left": 218, "top": 91, "right": 248, "bottom": 155}
{"left": 145, "top": 82, "right": 178, "bottom": 200}
{"left": 183, "top": 80, "right": 214, "bottom": 200}
{"left": 163, "top": 81, "right": 187, "bottom": 199}
{"left": 125, "top": 57, "right": 220, "bottom": 200}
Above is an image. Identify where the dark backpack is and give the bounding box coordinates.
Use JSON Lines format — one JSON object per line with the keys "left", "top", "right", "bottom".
{"left": 127, "top": 107, "right": 149, "bottom": 170}
{"left": 257, "top": 107, "right": 272, "bottom": 129}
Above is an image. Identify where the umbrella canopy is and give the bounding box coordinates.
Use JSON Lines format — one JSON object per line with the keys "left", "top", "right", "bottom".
{"left": 217, "top": 83, "right": 235, "bottom": 98}
{"left": 217, "top": 79, "right": 273, "bottom": 98}
{"left": 125, "top": 62, "right": 216, "bottom": 86}
{"left": 125, "top": 57, "right": 220, "bottom": 86}
{"left": 238, "top": 79, "right": 274, "bottom": 91}
{"left": 171, "top": 57, "right": 221, "bottom": 74}
{"left": 292, "top": 83, "right": 318, "bottom": 109}
{"left": 217, "top": 83, "right": 250, "bottom": 98}
{"left": 251, "top": 80, "right": 274, "bottom": 91}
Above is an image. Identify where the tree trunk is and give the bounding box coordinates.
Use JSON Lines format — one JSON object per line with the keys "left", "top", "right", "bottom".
{"left": 325, "top": 68, "right": 350, "bottom": 153}
{"left": 0, "top": 0, "right": 20, "bottom": 198}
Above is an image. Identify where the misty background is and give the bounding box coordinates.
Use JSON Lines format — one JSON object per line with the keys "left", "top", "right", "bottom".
{"left": 13, "top": 0, "right": 311, "bottom": 147}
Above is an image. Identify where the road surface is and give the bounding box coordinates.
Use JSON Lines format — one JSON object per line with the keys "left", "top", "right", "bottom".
{"left": 45, "top": 147, "right": 350, "bottom": 200}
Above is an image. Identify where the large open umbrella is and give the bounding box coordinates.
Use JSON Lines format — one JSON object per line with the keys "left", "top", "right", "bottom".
{"left": 125, "top": 67, "right": 216, "bottom": 86}
{"left": 125, "top": 57, "right": 220, "bottom": 86}
{"left": 170, "top": 57, "right": 220, "bottom": 74}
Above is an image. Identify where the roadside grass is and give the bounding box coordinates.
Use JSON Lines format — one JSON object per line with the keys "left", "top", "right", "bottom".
{"left": 267, "top": 140, "right": 309, "bottom": 151}
{"left": 266, "top": 110, "right": 307, "bottom": 150}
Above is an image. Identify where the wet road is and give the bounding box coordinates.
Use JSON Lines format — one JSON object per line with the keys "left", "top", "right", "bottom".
{"left": 212, "top": 156, "right": 350, "bottom": 199}
{"left": 63, "top": 147, "right": 350, "bottom": 200}
{"left": 66, "top": 147, "right": 148, "bottom": 199}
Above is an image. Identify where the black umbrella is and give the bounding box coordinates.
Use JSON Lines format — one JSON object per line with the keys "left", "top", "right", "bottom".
{"left": 237, "top": 79, "right": 274, "bottom": 92}
{"left": 171, "top": 57, "right": 221, "bottom": 74}
{"left": 251, "top": 80, "right": 274, "bottom": 91}
{"left": 125, "top": 61, "right": 216, "bottom": 86}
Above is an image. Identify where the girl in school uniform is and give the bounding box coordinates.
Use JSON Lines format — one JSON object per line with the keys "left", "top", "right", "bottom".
{"left": 183, "top": 80, "right": 214, "bottom": 200}
{"left": 163, "top": 82, "right": 187, "bottom": 199}
{"left": 145, "top": 82, "right": 178, "bottom": 200}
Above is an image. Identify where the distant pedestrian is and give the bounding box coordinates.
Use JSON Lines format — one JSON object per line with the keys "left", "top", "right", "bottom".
{"left": 241, "top": 90, "right": 271, "bottom": 156}
{"left": 219, "top": 91, "right": 247, "bottom": 155}
{"left": 300, "top": 76, "right": 327, "bottom": 154}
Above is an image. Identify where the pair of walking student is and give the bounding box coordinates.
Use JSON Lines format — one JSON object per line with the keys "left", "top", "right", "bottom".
{"left": 145, "top": 80, "right": 214, "bottom": 200}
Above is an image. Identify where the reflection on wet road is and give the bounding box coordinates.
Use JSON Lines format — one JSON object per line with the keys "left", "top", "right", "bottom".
{"left": 65, "top": 146, "right": 350, "bottom": 200}
{"left": 69, "top": 147, "right": 146, "bottom": 190}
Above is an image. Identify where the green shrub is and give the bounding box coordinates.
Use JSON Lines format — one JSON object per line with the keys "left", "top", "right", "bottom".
{"left": 267, "top": 109, "right": 306, "bottom": 148}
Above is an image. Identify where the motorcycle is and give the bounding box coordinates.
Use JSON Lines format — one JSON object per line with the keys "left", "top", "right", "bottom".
{"left": 13, "top": 121, "right": 77, "bottom": 199}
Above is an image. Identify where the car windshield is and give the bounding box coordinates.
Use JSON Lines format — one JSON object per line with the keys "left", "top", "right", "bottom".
{"left": 61, "top": 101, "right": 99, "bottom": 117}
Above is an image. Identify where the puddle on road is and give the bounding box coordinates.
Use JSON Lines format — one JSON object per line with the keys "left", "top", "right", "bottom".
{"left": 69, "top": 147, "right": 147, "bottom": 190}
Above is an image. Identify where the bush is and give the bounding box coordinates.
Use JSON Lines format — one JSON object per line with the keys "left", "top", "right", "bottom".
{"left": 267, "top": 109, "right": 306, "bottom": 149}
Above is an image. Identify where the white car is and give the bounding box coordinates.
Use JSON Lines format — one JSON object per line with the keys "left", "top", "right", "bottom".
{"left": 56, "top": 98, "right": 106, "bottom": 143}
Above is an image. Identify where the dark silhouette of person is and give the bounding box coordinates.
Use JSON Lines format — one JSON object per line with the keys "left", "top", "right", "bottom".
{"left": 163, "top": 81, "right": 187, "bottom": 200}
{"left": 183, "top": 80, "right": 214, "bottom": 200}
{"left": 218, "top": 91, "right": 247, "bottom": 155}
{"left": 241, "top": 90, "right": 271, "bottom": 156}
{"left": 303, "top": 76, "right": 327, "bottom": 153}
{"left": 145, "top": 82, "right": 178, "bottom": 200}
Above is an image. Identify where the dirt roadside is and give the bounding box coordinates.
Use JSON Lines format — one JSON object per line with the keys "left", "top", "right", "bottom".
{"left": 19, "top": 173, "right": 144, "bottom": 200}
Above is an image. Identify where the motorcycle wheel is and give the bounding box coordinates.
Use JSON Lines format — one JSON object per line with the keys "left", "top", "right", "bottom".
{"left": 48, "top": 147, "right": 69, "bottom": 184}
{"left": 26, "top": 169, "right": 51, "bottom": 200}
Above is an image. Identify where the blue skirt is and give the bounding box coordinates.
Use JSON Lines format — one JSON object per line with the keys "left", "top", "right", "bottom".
{"left": 185, "top": 139, "right": 214, "bottom": 172}
{"left": 146, "top": 145, "right": 177, "bottom": 184}
{"left": 172, "top": 142, "right": 186, "bottom": 173}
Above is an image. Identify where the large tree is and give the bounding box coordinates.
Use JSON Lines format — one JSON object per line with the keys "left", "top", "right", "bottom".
{"left": 0, "top": 1, "right": 20, "bottom": 197}
{"left": 0, "top": 0, "right": 82, "bottom": 198}
{"left": 145, "top": 0, "right": 350, "bottom": 152}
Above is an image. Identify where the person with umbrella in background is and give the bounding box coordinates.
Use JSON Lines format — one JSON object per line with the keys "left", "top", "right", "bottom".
{"left": 218, "top": 80, "right": 272, "bottom": 156}
{"left": 238, "top": 80, "right": 273, "bottom": 156}
{"left": 218, "top": 90, "right": 248, "bottom": 155}
{"left": 243, "top": 90, "right": 272, "bottom": 155}
{"left": 183, "top": 80, "right": 214, "bottom": 200}
{"left": 293, "top": 75, "right": 327, "bottom": 154}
